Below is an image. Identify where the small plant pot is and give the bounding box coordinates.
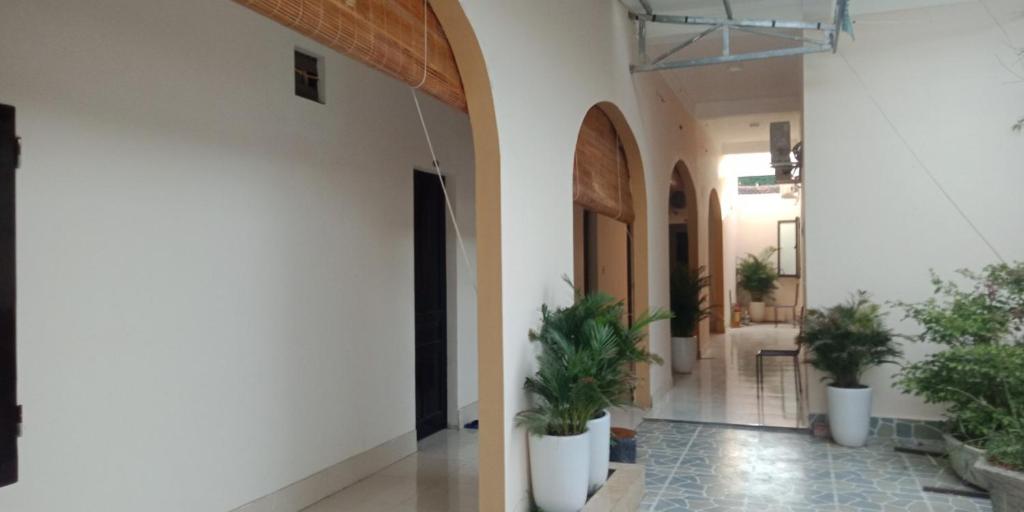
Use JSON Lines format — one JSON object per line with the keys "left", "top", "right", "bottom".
{"left": 528, "top": 432, "right": 590, "bottom": 512}
{"left": 586, "top": 410, "right": 611, "bottom": 493}
{"left": 671, "top": 336, "right": 697, "bottom": 373}
{"left": 945, "top": 433, "right": 988, "bottom": 489}
{"left": 749, "top": 301, "right": 766, "bottom": 322}
{"left": 827, "top": 385, "right": 872, "bottom": 447}
{"left": 610, "top": 427, "right": 637, "bottom": 463}
{"left": 974, "top": 457, "right": 1024, "bottom": 511}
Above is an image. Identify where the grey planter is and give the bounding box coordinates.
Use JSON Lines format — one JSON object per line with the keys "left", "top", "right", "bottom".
{"left": 944, "top": 433, "right": 988, "bottom": 489}
{"left": 974, "top": 458, "right": 1024, "bottom": 512}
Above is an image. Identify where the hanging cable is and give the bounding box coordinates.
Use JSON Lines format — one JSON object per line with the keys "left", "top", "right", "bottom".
{"left": 411, "top": 89, "right": 477, "bottom": 292}
{"left": 408, "top": 0, "right": 477, "bottom": 291}
{"left": 838, "top": 52, "right": 1006, "bottom": 264}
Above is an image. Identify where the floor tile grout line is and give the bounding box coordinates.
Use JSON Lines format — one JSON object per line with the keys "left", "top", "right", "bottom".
{"left": 650, "top": 425, "right": 702, "bottom": 510}
{"left": 827, "top": 440, "right": 840, "bottom": 512}
{"left": 900, "top": 451, "right": 937, "bottom": 512}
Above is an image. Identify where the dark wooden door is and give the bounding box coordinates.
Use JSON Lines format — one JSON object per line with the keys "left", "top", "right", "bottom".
{"left": 413, "top": 171, "right": 447, "bottom": 440}
{"left": 0, "top": 104, "right": 19, "bottom": 488}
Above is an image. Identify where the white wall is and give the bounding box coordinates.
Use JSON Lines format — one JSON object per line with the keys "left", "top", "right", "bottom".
{"left": 804, "top": 1, "right": 1024, "bottom": 420}
{"left": 0, "top": 0, "right": 476, "bottom": 510}
{"left": 455, "top": 4, "right": 721, "bottom": 508}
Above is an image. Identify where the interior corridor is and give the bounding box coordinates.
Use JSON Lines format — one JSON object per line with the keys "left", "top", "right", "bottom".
{"left": 648, "top": 325, "right": 807, "bottom": 429}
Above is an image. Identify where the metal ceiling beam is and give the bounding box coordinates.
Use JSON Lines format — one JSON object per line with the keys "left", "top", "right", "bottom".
{"left": 651, "top": 24, "right": 720, "bottom": 64}
{"left": 722, "top": 0, "right": 734, "bottom": 20}
{"left": 731, "top": 26, "right": 829, "bottom": 46}
{"left": 631, "top": 13, "right": 831, "bottom": 32}
{"left": 631, "top": 44, "right": 832, "bottom": 72}
{"left": 638, "top": 0, "right": 654, "bottom": 15}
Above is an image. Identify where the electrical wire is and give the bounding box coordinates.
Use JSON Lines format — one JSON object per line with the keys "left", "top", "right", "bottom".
{"left": 838, "top": 51, "right": 1006, "bottom": 264}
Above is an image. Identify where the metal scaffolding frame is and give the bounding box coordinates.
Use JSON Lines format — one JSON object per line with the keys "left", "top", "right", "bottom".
{"left": 627, "top": 0, "right": 850, "bottom": 72}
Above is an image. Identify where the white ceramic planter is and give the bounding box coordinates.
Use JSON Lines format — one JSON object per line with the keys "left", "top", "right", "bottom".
{"left": 529, "top": 432, "right": 590, "bottom": 512}
{"left": 827, "top": 385, "right": 872, "bottom": 447}
{"left": 586, "top": 410, "right": 610, "bottom": 493}
{"left": 671, "top": 336, "right": 697, "bottom": 374}
{"left": 749, "top": 301, "right": 766, "bottom": 322}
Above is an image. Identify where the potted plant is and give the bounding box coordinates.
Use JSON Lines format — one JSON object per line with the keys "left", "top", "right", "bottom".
{"left": 737, "top": 248, "right": 778, "bottom": 322}
{"left": 524, "top": 283, "right": 669, "bottom": 499}
{"left": 798, "top": 291, "right": 902, "bottom": 447}
{"left": 894, "top": 263, "right": 1024, "bottom": 487}
{"left": 975, "top": 389, "right": 1024, "bottom": 512}
{"left": 669, "top": 265, "right": 710, "bottom": 373}
{"left": 517, "top": 323, "right": 609, "bottom": 512}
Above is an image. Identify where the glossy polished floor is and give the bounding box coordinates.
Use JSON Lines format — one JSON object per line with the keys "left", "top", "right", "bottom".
{"left": 638, "top": 421, "right": 992, "bottom": 512}
{"left": 302, "top": 430, "right": 478, "bottom": 512}
{"left": 648, "top": 324, "right": 808, "bottom": 428}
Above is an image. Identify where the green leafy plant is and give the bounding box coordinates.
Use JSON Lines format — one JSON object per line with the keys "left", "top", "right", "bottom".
{"left": 670, "top": 265, "right": 710, "bottom": 338}
{"left": 516, "top": 282, "right": 670, "bottom": 436}
{"left": 797, "top": 291, "right": 902, "bottom": 388}
{"left": 892, "top": 264, "right": 1024, "bottom": 347}
{"left": 737, "top": 247, "right": 778, "bottom": 302}
{"left": 898, "top": 344, "right": 1024, "bottom": 444}
{"left": 893, "top": 263, "right": 1024, "bottom": 445}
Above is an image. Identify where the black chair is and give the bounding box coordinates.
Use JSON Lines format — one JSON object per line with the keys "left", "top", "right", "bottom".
{"left": 755, "top": 346, "right": 802, "bottom": 399}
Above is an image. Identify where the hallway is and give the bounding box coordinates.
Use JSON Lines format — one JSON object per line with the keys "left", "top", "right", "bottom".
{"left": 649, "top": 325, "right": 807, "bottom": 429}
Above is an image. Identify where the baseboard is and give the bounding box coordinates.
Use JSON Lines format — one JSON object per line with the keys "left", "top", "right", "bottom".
{"left": 230, "top": 430, "right": 417, "bottom": 512}
{"left": 808, "top": 414, "right": 945, "bottom": 444}
{"left": 457, "top": 401, "right": 478, "bottom": 428}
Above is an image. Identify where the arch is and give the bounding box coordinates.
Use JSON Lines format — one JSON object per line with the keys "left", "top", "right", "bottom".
{"left": 708, "top": 189, "right": 726, "bottom": 334}
{"left": 427, "top": 2, "right": 505, "bottom": 509}
{"left": 668, "top": 160, "right": 700, "bottom": 274}
{"left": 570, "top": 101, "right": 652, "bottom": 407}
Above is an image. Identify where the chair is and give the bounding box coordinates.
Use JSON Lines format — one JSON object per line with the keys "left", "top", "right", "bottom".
{"left": 755, "top": 346, "right": 802, "bottom": 400}
{"left": 756, "top": 306, "right": 805, "bottom": 400}
{"left": 772, "top": 280, "right": 800, "bottom": 327}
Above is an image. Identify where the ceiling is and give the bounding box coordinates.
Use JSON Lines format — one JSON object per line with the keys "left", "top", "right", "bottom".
{"left": 620, "top": 0, "right": 971, "bottom": 149}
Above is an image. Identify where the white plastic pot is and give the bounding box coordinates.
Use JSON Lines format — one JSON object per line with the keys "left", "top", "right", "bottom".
{"left": 529, "top": 431, "right": 590, "bottom": 512}
{"left": 827, "top": 385, "right": 872, "bottom": 447}
{"left": 671, "top": 336, "right": 697, "bottom": 374}
{"left": 749, "top": 301, "right": 766, "bottom": 322}
{"left": 586, "top": 410, "right": 610, "bottom": 493}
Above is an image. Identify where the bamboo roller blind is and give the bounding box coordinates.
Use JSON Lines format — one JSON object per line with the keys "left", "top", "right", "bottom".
{"left": 574, "top": 107, "right": 634, "bottom": 224}
{"left": 233, "top": 0, "right": 467, "bottom": 111}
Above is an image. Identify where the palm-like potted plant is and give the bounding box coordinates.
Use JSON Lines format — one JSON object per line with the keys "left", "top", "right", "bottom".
{"left": 737, "top": 248, "right": 778, "bottom": 322}
{"left": 894, "top": 263, "right": 1024, "bottom": 488}
{"left": 670, "top": 265, "right": 710, "bottom": 373}
{"left": 521, "top": 283, "right": 669, "bottom": 504}
{"left": 798, "top": 291, "right": 902, "bottom": 447}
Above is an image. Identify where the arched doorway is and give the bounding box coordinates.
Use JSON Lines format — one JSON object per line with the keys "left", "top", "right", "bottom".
{"left": 570, "top": 102, "right": 652, "bottom": 407}
{"left": 708, "top": 189, "right": 726, "bottom": 334}
{"left": 668, "top": 161, "right": 700, "bottom": 275}
{"left": 413, "top": 1, "right": 505, "bottom": 508}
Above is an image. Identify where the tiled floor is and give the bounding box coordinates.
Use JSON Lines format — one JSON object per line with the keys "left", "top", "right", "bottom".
{"left": 302, "top": 430, "right": 478, "bottom": 512}
{"left": 638, "top": 420, "right": 992, "bottom": 512}
{"left": 648, "top": 324, "right": 808, "bottom": 428}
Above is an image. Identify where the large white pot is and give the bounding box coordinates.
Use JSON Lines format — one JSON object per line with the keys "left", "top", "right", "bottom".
{"left": 586, "top": 410, "right": 610, "bottom": 493}
{"left": 671, "top": 336, "right": 697, "bottom": 374}
{"left": 749, "top": 301, "right": 766, "bottom": 322}
{"left": 827, "top": 385, "right": 872, "bottom": 447}
{"left": 529, "top": 432, "right": 590, "bottom": 512}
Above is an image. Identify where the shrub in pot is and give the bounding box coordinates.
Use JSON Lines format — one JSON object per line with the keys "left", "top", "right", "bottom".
{"left": 894, "top": 263, "right": 1024, "bottom": 487}
{"left": 737, "top": 248, "right": 778, "bottom": 322}
{"left": 669, "top": 265, "right": 710, "bottom": 374}
{"left": 897, "top": 344, "right": 1024, "bottom": 487}
{"left": 977, "top": 400, "right": 1024, "bottom": 512}
{"left": 798, "top": 291, "right": 901, "bottom": 447}
{"left": 525, "top": 283, "right": 669, "bottom": 498}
